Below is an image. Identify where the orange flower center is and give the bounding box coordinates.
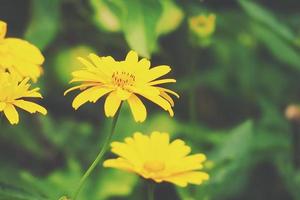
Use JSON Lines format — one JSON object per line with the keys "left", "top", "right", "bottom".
{"left": 144, "top": 161, "right": 165, "bottom": 172}
{"left": 112, "top": 71, "right": 135, "bottom": 88}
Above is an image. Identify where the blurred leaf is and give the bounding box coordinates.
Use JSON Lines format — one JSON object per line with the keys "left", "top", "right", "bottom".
{"left": 53, "top": 45, "right": 95, "bottom": 85}
{"left": 0, "top": 182, "right": 45, "bottom": 200}
{"left": 25, "top": 0, "right": 60, "bottom": 50}
{"left": 105, "top": 0, "right": 162, "bottom": 57}
{"left": 238, "top": 0, "right": 295, "bottom": 42}
{"left": 156, "top": 0, "right": 184, "bottom": 35}
{"left": 90, "top": 0, "right": 121, "bottom": 32}
{"left": 91, "top": 170, "right": 137, "bottom": 199}
{"left": 21, "top": 159, "right": 138, "bottom": 200}
{"left": 252, "top": 23, "right": 300, "bottom": 71}
{"left": 178, "top": 121, "right": 254, "bottom": 200}
{"left": 123, "top": 0, "right": 162, "bottom": 57}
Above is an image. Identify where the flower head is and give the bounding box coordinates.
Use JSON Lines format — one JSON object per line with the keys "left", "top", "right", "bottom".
{"left": 0, "top": 72, "right": 47, "bottom": 124}
{"left": 103, "top": 132, "right": 209, "bottom": 187}
{"left": 188, "top": 14, "right": 216, "bottom": 38}
{"left": 65, "top": 51, "right": 178, "bottom": 122}
{"left": 0, "top": 20, "right": 44, "bottom": 82}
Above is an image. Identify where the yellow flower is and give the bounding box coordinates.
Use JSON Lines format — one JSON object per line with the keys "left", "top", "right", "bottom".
{"left": 0, "top": 20, "right": 44, "bottom": 82}
{"left": 188, "top": 14, "right": 216, "bottom": 38}
{"left": 0, "top": 72, "right": 47, "bottom": 124}
{"left": 65, "top": 51, "right": 178, "bottom": 122}
{"left": 103, "top": 132, "right": 209, "bottom": 187}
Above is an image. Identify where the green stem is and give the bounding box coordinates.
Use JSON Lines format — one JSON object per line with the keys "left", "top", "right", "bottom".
{"left": 147, "top": 181, "right": 155, "bottom": 200}
{"left": 72, "top": 104, "right": 122, "bottom": 200}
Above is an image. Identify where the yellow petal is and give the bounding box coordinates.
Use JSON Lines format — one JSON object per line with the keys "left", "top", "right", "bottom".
{"left": 127, "top": 94, "right": 147, "bottom": 122}
{"left": 103, "top": 158, "right": 134, "bottom": 172}
{"left": 156, "top": 87, "right": 179, "bottom": 98}
{"left": 104, "top": 91, "right": 122, "bottom": 117}
{"left": 138, "top": 58, "right": 151, "bottom": 69}
{"left": 125, "top": 50, "right": 138, "bottom": 64}
{"left": 148, "top": 79, "right": 176, "bottom": 86}
{"left": 0, "top": 102, "right": 6, "bottom": 111}
{"left": 116, "top": 88, "right": 131, "bottom": 100}
{"left": 72, "top": 87, "right": 113, "bottom": 109}
{"left": 3, "top": 104, "right": 19, "bottom": 125}
{"left": 139, "top": 93, "right": 174, "bottom": 116}
{"left": 164, "top": 171, "right": 209, "bottom": 187}
{"left": 160, "top": 91, "right": 174, "bottom": 107}
{"left": 0, "top": 20, "right": 7, "bottom": 39}
{"left": 13, "top": 100, "right": 47, "bottom": 115}
{"left": 64, "top": 83, "right": 98, "bottom": 96}
{"left": 146, "top": 65, "right": 171, "bottom": 82}
{"left": 4, "top": 38, "right": 44, "bottom": 64}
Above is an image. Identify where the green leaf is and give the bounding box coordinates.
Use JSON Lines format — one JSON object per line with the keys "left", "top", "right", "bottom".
{"left": 120, "top": 0, "right": 162, "bottom": 57}
{"left": 90, "top": 0, "right": 122, "bottom": 32}
{"left": 252, "top": 23, "right": 300, "bottom": 71}
{"left": 238, "top": 0, "right": 295, "bottom": 42}
{"left": 25, "top": 0, "right": 60, "bottom": 50}
{"left": 0, "top": 182, "right": 45, "bottom": 200}
{"left": 156, "top": 0, "right": 184, "bottom": 35}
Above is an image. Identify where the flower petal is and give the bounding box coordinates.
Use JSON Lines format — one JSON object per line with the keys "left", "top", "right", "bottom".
{"left": 0, "top": 20, "right": 7, "bottom": 39}
{"left": 125, "top": 50, "right": 138, "bottom": 64}
{"left": 127, "top": 94, "right": 147, "bottom": 122}
{"left": 72, "top": 87, "right": 113, "bottom": 109}
{"left": 4, "top": 38, "right": 44, "bottom": 64}
{"left": 146, "top": 65, "right": 171, "bottom": 82}
{"left": 3, "top": 104, "right": 19, "bottom": 125}
{"left": 13, "top": 100, "right": 47, "bottom": 115}
{"left": 148, "top": 79, "right": 176, "bottom": 86}
{"left": 164, "top": 171, "right": 209, "bottom": 187}
{"left": 104, "top": 91, "right": 122, "bottom": 117}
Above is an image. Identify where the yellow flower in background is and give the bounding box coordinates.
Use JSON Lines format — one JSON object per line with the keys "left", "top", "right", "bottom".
{"left": 103, "top": 132, "right": 209, "bottom": 187}
{"left": 0, "top": 20, "right": 44, "bottom": 82}
{"left": 65, "top": 50, "right": 178, "bottom": 122}
{"left": 0, "top": 72, "right": 47, "bottom": 125}
{"left": 188, "top": 14, "right": 216, "bottom": 38}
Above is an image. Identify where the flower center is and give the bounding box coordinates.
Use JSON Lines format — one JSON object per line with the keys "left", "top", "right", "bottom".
{"left": 144, "top": 161, "right": 165, "bottom": 172}
{"left": 112, "top": 71, "right": 135, "bottom": 88}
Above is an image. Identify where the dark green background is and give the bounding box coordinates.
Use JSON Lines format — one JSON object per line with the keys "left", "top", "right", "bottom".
{"left": 1, "top": 0, "right": 300, "bottom": 199}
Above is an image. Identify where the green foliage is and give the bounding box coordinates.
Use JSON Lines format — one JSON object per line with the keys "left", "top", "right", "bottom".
{"left": 1, "top": 0, "right": 300, "bottom": 199}
{"left": 25, "top": 0, "right": 60, "bottom": 50}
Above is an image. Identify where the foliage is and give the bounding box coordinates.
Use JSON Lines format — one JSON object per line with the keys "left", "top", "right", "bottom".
{"left": 1, "top": 0, "right": 300, "bottom": 199}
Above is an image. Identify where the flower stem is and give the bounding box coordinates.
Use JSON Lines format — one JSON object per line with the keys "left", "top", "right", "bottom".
{"left": 147, "top": 181, "right": 155, "bottom": 200}
{"left": 72, "top": 104, "right": 122, "bottom": 200}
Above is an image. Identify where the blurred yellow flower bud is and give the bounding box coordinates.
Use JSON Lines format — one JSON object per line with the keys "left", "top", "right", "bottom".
{"left": 188, "top": 14, "right": 216, "bottom": 38}
{"left": 0, "top": 21, "right": 7, "bottom": 39}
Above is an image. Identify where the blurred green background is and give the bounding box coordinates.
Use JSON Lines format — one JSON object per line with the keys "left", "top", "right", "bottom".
{"left": 1, "top": 0, "right": 300, "bottom": 199}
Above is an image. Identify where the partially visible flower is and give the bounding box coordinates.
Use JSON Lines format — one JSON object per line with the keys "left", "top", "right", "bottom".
{"left": 0, "top": 72, "right": 47, "bottom": 124}
{"left": 188, "top": 14, "right": 216, "bottom": 38}
{"left": 65, "top": 50, "right": 178, "bottom": 122}
{"left": 103, "top": 131, "right": 209, "bottom": 187}
{"left": 0, "top": 20, "right": 44, "bottom": 82}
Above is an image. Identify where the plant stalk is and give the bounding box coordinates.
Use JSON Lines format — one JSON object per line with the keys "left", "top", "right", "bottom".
{"left": 72, "top": 104, "right": 122, "bottom": 199}
{"left": 147, "top": 181, "right": 155, "bottom": 200}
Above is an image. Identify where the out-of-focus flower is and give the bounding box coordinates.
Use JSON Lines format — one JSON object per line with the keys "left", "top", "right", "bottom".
{"left": 0, "top": 72, "right": 47, "bottom": 124}
{"left": 0, "top": 20, "right": 44, "bottom": 82}
{"left": 65, "top": 50, "right": 178, "bottom": 122}
{"left": 188, "top": 14, "right": 216, "bottom": 39}
{"left": 103, "top": 131, "right": 209, "bottom": 187}
{"left": 285, "top": 104, "right": 300, "bottom": 122}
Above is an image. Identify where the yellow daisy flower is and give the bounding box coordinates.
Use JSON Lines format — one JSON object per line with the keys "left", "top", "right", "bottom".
{"left": 103, "top": 132, "right": 209, "bottom": 187}
{"left": 0, "top": 72, "right": 47, "bottom": 125}
{"left": 65, "top": 51, "right": 178, "bottom": 122}
{"left": 188, "top": 14, "right": 216, "bottom": 38}
{"left": 0, "top": 20, "right": 44, "bottom": 82}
